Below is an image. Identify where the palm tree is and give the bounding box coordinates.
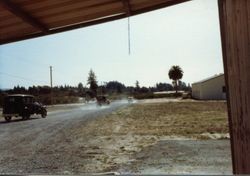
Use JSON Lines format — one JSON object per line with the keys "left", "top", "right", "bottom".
{"left": 168, "top": 65, "right": 183, "bottom": 93}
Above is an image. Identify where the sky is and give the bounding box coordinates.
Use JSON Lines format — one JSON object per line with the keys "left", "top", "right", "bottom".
{"left": 0, "top": 0, "right": 224, "bottom": 89}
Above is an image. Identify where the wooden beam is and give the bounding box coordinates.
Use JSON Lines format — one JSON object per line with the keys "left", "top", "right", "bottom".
{"left": 0, "top": 0, "right": 48, "bottom": 33}
{"left": 218, "top": 0, "right": 250, "bottom": 174}
{"left": 0, "top": 0, "right": 190, "bottom": 45}
{"left": 122, "top": 0, "right": 131, "bottom": 16}
{"left": 131, "top": 0, "right": 190, "bottom": 16}
{"left": 218, "top": 0, "right": 235, "bottom": 172}
{"left": 0, "top": 13, "right": 127, "bottom": 45}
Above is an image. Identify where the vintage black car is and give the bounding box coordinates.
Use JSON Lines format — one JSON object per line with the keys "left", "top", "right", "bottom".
{"left": 96, "top": 95, "right": 110, "bottom": 106}
{"left": 2, "top": 94, "right": 47, "bottom": 122}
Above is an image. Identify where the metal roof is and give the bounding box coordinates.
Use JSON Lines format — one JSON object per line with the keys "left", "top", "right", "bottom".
{"left": 0, "top": 0, "right": 189, "bottom": 45}
{"left": 192, "top": 73, "right": 224, "bottom": 85}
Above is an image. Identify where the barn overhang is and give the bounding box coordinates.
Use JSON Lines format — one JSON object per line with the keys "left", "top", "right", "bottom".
{"left": 0, "top": 0, "right": 190, "bottom": 45}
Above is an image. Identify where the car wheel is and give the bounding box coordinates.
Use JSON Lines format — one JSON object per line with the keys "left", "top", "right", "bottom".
{"left": 22, "top": 113, "right": 30, "bottom": 120}
{"left": 4, "top": 116, "right": 12, "bottom": 122}
{"left": 41, "top": 110, "right": 47, "bottom": 118}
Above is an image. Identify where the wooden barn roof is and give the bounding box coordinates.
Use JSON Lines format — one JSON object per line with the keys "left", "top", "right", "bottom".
{"left": 0, "top": 0, "right": 189, "bottom": 45}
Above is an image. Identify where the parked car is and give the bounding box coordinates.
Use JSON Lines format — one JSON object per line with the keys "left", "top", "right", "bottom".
{"left": 96, "top": 95, "right": 110, "bottom": 106}
{"left": 2, "top": 94, "right": 47, "bottom": 122}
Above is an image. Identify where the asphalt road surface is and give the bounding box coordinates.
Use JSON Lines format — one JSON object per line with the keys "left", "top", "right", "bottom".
{"left": 0, "top": 100, "right": 128, "bottom": 174}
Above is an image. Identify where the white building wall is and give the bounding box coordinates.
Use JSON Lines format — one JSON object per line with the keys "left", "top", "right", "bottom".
{"left": 192, "top": 75, "right": 226, "bottom": 100}
{"left": 192, "top": 83, "right": 201, "bottom": 99}
{"left": 200, "top": 75, "right": 225, "bottom": 100}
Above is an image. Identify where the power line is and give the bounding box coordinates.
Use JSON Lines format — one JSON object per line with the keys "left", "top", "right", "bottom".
{"left": 1, "top": 53, "right": 86, "bottom": 82}
{"left": 1, "top": 55, "right": 87, "bottom": 86}
{"left": 1, "top": 54, "right": 50, "bottom": 68}
{"left": 0, "top": 56, "right": 49, "bottom": 82}
{"left": 0, "top": 71, "right": 42, "bottom": 84}
{"left": 0, "top": 66, "right": 88, "bottom": 88}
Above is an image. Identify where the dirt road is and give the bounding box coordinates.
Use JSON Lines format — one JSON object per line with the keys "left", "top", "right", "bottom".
{"left": 0, "top": 99, "right": 232, "bottom": 174}
{"left": 0, "top": 100, "right": 128, "bottom": 174}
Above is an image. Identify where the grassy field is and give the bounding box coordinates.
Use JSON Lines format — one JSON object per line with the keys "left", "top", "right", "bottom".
{"left": 61, "top": 100, "right": 230, "bottom": 173}
{"left": 83, "top": 101, "right": 229, "bottom": 139}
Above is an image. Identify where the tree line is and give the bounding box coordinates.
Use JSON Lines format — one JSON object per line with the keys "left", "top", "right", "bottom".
{"left": 0, "top": 66, "right": 190, "bottom": 106}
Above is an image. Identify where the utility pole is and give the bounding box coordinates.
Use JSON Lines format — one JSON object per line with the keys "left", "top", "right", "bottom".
{"left": 50, "top": 66, "right": 53, "bottom": 105}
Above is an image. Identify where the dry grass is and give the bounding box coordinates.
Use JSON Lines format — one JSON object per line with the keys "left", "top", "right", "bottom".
{"left": 83, "top": 101, "right": 229, "bottom": 139}
{"left": 67, "top": 101, "right": 229, "bottom": 172}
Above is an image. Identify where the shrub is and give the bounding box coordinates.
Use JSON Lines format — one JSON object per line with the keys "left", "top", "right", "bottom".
{"left": 134, "top": 92, "right": 182, "bottom": 100}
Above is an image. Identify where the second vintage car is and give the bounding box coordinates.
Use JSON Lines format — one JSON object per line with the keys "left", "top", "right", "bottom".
{"left": 96, "top": 95, "right": 110, "bottom": 106}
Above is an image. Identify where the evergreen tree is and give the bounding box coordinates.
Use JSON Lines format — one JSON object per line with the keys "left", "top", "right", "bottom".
{"left": 87, "top": 69, "right": 98, "bottom": 96}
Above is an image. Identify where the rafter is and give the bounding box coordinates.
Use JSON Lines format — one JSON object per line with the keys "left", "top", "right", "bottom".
{"left": 0, "top": 0, "right": 190, "bottom": 45}
{"left": 122, "top": 0, "right": 131, "bottom": 16}
{"left": 0, "top": 0, "right": 48, "bottom": 33}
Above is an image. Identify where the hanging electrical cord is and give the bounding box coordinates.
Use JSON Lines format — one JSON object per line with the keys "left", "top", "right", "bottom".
{"left": 128, "top": 17, "right": 131, "bottom": 55}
